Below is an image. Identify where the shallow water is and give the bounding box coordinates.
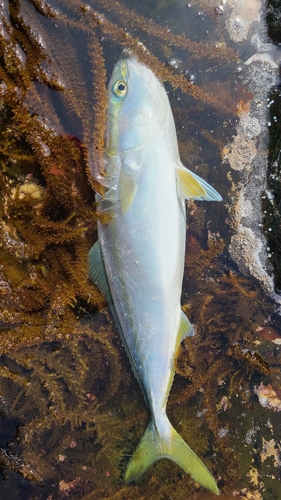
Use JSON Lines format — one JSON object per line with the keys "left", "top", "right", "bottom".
{"left": 0, "top": 1, "right": 281, "bottom": 499}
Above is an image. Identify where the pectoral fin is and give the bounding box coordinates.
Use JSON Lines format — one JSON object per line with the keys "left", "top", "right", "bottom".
{"left": 176, "top": 164, "right": 222, "bottom": 201}
{"left": 119, "top": 169, "right": 138, "bottom": 214}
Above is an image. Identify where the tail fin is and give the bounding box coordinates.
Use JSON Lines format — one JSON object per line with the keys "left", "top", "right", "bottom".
{"left": 124, "top": 419, "right": 219, "bottom": 495}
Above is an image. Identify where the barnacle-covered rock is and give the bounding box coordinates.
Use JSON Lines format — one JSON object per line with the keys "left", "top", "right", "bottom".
{"left": 222, "top": 0, "right": 281, "bottom": 305}
{"left": 253, "top": 381, "right": 281, "bottom": 411}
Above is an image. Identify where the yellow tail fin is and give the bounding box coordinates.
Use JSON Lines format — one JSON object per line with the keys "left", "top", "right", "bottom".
{"left": 125, "top": 419, "right": 219, "bottom": 495}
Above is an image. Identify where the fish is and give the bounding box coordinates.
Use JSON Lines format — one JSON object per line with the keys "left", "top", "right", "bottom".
{"left": 88, "top": 51, "right": 222, "bottom": 495}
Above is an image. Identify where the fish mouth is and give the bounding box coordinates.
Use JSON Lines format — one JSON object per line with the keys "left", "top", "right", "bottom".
{"left": 120, "top": 50, "right": 152, "bottom": 85}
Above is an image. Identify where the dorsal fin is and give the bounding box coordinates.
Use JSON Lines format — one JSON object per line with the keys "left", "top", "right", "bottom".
{"left": 88, "top": 240, "right": 147, "bottom": 403}
{"left": 88, "top": 241, "right": 112, "bottom": 304}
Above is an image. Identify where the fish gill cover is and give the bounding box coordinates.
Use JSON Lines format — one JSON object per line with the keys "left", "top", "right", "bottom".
{"left": 0, "top": 0, "right": 280, "bottom": 499}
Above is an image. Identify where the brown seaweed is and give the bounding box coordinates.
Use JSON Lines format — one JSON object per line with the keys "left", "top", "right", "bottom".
{"left": 0, "top": 0, "right": 242, "bottom": 354}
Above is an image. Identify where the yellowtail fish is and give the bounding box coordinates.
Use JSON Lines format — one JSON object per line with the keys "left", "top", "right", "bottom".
{"left": 88, "top": 52, "right": 221, "bottom": 495}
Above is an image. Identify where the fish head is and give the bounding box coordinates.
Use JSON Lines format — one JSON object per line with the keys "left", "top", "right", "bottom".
{"left": 106, "top": 53, "right": 168, "bottom": 155}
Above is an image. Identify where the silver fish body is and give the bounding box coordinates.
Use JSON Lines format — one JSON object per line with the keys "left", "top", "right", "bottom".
{"left": 89, "top": 53, "right": 221, "bottom": 495}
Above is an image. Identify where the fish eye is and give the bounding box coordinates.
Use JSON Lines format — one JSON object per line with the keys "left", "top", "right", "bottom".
{"left": 113, "top": 80, "right": 127, "bottom": 97}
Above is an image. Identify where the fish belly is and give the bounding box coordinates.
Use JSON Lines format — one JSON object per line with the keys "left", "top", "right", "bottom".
{"left": 98, "top": 139, "right": 185, "bottom": 415}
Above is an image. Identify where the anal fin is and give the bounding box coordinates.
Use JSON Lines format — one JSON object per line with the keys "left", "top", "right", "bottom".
{"left": 177, "top": 310, "right": 194, "bottom": 346}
